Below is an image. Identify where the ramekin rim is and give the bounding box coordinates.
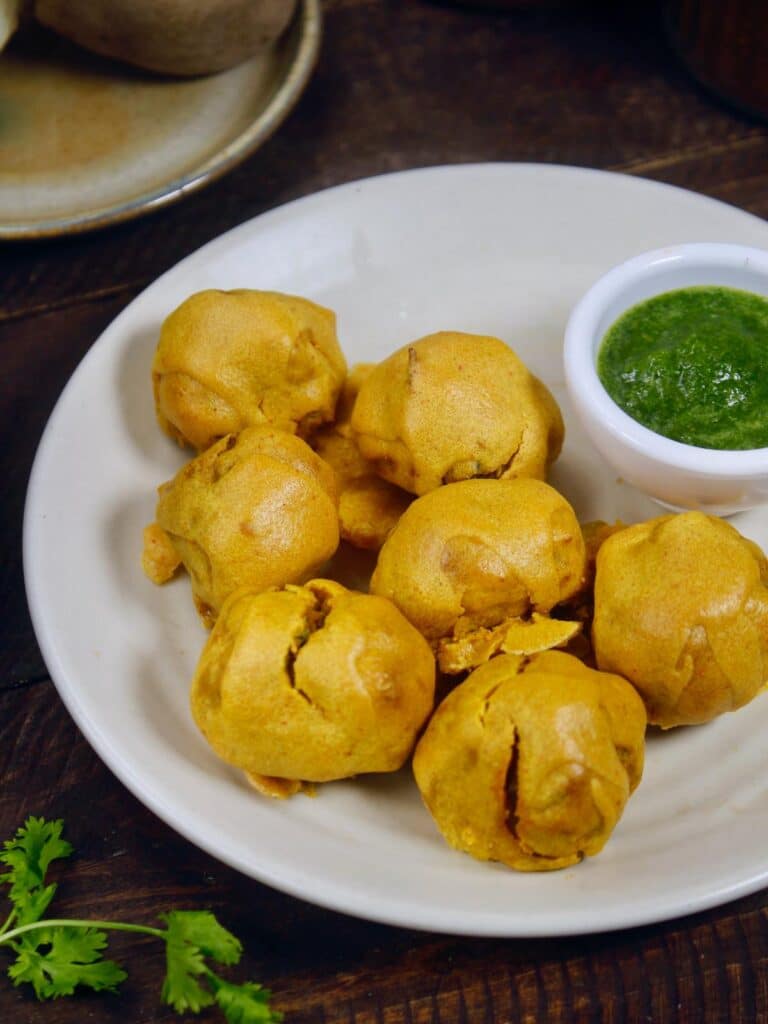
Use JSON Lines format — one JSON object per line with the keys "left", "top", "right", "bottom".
{"left": 563, "top": 242, "right": 768, "bottom": 478}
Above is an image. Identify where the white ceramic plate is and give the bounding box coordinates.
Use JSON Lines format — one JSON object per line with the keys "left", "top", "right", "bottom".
{"left": 24, "top": 164, "right": 768, "bottom": 936}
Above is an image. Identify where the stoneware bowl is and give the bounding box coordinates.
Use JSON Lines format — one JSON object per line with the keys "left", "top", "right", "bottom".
{"left": 563, "top": 242, "right": 768, "bottom": 515}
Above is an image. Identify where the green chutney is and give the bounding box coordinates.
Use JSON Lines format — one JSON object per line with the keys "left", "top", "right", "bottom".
{"left": 597, "top": 285, "right": 768, "bottom": 450}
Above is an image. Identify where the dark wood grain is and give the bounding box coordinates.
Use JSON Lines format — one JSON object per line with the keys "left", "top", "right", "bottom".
{"left": 1, "top": 0, "right": 766, "bottom": 322}
{"left": 2, "top": 0, "right": 768, "bottom": 1020}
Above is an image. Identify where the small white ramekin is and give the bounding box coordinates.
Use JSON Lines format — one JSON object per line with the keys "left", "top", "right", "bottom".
{"left": 563, "top": 242, "right": 768, "bottom": 515}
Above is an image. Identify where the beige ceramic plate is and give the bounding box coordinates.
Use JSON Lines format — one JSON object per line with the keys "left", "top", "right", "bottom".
{"left": 0, "top": 0, "right": 320, "bottom": 239}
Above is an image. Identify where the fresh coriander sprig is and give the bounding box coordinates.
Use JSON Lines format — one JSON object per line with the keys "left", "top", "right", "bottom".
{"left": 0, "top": 816, "right": 281, "bottom": 1022}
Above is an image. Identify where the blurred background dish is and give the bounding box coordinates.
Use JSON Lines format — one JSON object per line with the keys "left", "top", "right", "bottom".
{"left": 0, "top": 0, "right": 319, "bottom": 239}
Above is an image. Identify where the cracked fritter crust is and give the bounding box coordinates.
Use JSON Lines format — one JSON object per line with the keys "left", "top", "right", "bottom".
{"left": 190, "top": 579, "right": 436, "bottom": 793}
{"left": 370, "top": 478, "right": 587, "bottom": 651}
{"left": 413, "top": 651, "right": 645, "bottom": 871}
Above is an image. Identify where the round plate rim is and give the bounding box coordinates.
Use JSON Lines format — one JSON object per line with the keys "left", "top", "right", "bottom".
{"left": 22, "top": 162, "right": 768, "bottom": 936}
{"left": 0, "top": 0, "right": 321, "bottom": 241}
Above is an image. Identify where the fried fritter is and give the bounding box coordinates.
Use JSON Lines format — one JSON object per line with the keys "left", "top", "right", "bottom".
{"left": 146, "top": 426, "right": 339, "bottom": 626}
{"left": 153, "top": 289, "right": 347, "bottom": 451}
{"left": 413, "top": 651, "right": 646, "bottom": 870}
{"left": 370, "top": 478, "right": 586, "bottom": 670}
{"left": 190, "top": 579, "right": 436, "bottom": 794}
{"left": 593, "top": 511, "right": 768, "bottom": 728}
{"left": 312, "top": 365, "right": 411, "bottom": 550}
{"left": 350, "top": 331, "right": 563, "bottom": 495}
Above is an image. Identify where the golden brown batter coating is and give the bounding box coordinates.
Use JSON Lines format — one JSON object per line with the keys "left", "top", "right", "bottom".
{"left": 437, "top": 614, "right": 582, "bottom": 674}
{"left": 150, "top": 425, "right": 339, "bottom": 626}
{"left": 190, "top": 579, "right": 436, "bottom": 793}
{"left": 413, "top": 651, "right": 646, "bottom": 871}
{"left": 312, "top": 365, "right": 411, "bottom": 550}
{"left": 350, "top": 331, "right": 564, "bottom": 495}
{"left": 141, "top": 522, "right": 182, "bottom": 584}
{"left": 370, "top": 478, "right": 586, "bottom": 653}
{"left": 593, "top": 511, "right": 768, "bottom": 728}
{"left": 152, "top": 289, "right": 347, "bottom": 451}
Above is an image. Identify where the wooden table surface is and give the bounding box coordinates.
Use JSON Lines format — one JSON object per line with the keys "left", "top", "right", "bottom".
{"left": 3, "top": 1, "right": 768, "bottom": 1020}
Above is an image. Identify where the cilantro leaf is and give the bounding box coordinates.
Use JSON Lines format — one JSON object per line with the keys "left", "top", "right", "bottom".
{"left": 0, "top": 816, "right": 281, "bottom": 1023}
{"left": 161, "top": 927, "right": 215, "bottom": 1014}
{"left": 162, "top": 911, "right": 242, "bottom": 966}
{"left": 0, "top": 817, "right": 71, "bottom": 925}
{"left": 47, "top": 925, "right": 111, "bottom": 964}
{"left": 210, "top": 976, "right": 284, "bottom": 1024}
{"left": 11, "top": 884, "right": 57, "bottom": 928}
{"left": 8, "top": 927, "right": 126, "bottom": 999}
{"left": 0, "top": 817, "right": 72, "bottom": 891}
